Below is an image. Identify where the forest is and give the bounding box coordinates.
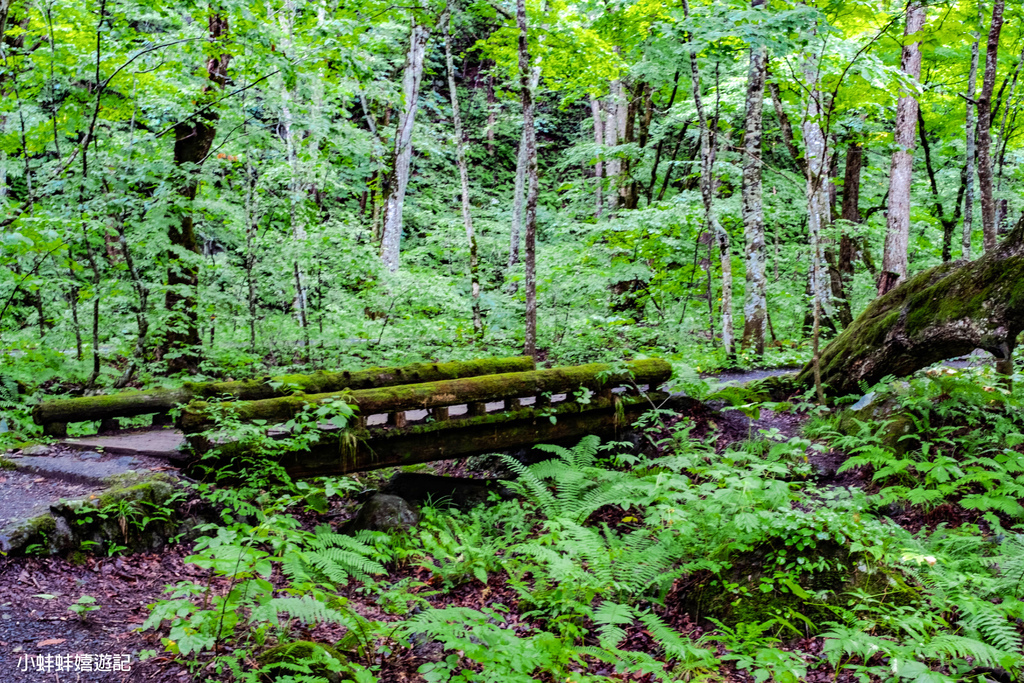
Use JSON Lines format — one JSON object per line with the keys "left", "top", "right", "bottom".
{"left": 3, "top": 0, "right": 1024, "bottom": 680}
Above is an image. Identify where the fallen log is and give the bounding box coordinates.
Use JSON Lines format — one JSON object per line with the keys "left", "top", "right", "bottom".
{"left": 32, "top": 357, "right": 535, "bottom": 436}
{"left": 189, "top": 392, "right": 667, "bottom": 478}
{"left": 796, "top": 220, "right": 1024, "bottom": 396}
{"left": 178, "top": 359, "right": 671, "bottom": 434}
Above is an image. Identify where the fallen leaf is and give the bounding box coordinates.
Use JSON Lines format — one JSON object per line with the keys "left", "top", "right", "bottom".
{"left": 36, "top": 638, "right": 65, "bottom": 647}
{"left": 32, "top": 477, "right": 45, "bottom": 483}
{"left": 32, "top": 594, "right": 57, "bottom": 600}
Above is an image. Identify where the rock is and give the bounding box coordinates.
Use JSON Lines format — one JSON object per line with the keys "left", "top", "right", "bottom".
{"left": 346, "top": 494, "right": 419, "bottom": 533}
{"left": 79, "top": 451, "right": 103, "bottom": 461}
{"left": 850, "top": 391, "right": 877, "bottom": 411}
{"left": 257, "top": 641, "right": 346, "bottom": 683}
{"left": 20, "top": 445, "right": 50, "bottom": 456}
{"left": 115, "top": 456, "right": 137, "bottom": 468}
{"left": 837, "top": 393, "right": 917, "bottom": 454}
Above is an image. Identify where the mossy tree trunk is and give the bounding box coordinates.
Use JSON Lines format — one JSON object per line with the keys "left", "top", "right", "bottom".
{"left": 165, "top": 13, "right": 230, "bottom": 374}
{"left": 796, "top": 221, "right": 1024, "bottom": 396}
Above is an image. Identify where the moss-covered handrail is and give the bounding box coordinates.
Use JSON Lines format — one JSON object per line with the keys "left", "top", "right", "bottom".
{"left": 178, "top": 359, "right": 671, "bottom": 434}
{"left": 32, "top": 357, "right": 535, "bottom": 434}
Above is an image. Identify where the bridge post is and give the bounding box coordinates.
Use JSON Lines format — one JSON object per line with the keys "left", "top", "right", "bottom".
{"left": 389, "top": 412, "right": 407, "bottom": 428}
{"left": 467, "top": 402, "right": 487, "bottom": 417}
{"left": 432, "top": 407, "right": 450, "bottom": 421}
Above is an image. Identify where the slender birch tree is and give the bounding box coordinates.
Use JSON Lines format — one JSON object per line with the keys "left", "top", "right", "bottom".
{"left": 381, "top": 20, "right": 432, "bottom": 272}
{"left": 443, "top": 12, "right": 482, "bottom": 334}
{"left": 684, "top": 0, "right": 733, "bottom": 358}
{"left": 964, "top": 13, "right": 980, "bottom": 259}
{"left": 516, "top": 0, "right": 539, "bottom": 358}
{"left": 741, "top": 0, "right": 767, "bottom": 357}
{"left": 878, "top": 1, "right": 925, "bottom": 295}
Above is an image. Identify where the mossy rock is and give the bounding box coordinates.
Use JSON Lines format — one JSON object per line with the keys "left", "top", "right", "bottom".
{"left": 345, "top": 494, "right": 419, "bottom": 533}
{"left": 0, "top": 457, "right": 16, "bottom": 470}
{"left": 257, "top": 640, "right": 347, "bottom": 682}
{"left": 688, "top": 541, "right": 917, "bottom": 627}
{"left": 837, "top": 395, "right": 918, "bottom": 454}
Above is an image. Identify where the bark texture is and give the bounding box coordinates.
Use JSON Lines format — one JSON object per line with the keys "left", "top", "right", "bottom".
{"left": 381, "top": 22, "right": 430, "bottom": 272}
{"left": 741, "top": 12, "right": 767, "bottom": 356}
{"left": 165, "top": 13, "right": 230, "bottom": 373}
{"left": 796, "top": 220, "right": 1024, "bottom": 396}
{"left": 685, "top": 0, "right": 733, "bottom": 356}
{"left": 879, "top": 2, "right": 925, "bottom": 296}
{"left": 443, "top": 19, "right": 482, "bottom": 334}
{"left": 590, "top": 95, "right": 603, "bottom": 218}
{"left": 516, "top": 0, "right": 539, "bottom": 358}
{"left": 977, "top": 0, "right": 1005, "bottom": 253}
{"left": 964, "top": 21, "right": 980, "bottom": 258}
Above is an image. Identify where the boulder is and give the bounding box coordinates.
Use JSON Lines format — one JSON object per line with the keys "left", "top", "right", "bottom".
{"left": 346, "top": 494, "right": 419, "bottom": 533}
{"left": 837, "top": 391, "right": 918, "bottom": 454}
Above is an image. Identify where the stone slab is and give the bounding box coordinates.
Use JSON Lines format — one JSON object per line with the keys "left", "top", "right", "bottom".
{"left": 61, "top": 429, "right": 187, "bottom": 461}
{"left": 13, "top": 454, "right": 131, "bottom": 486}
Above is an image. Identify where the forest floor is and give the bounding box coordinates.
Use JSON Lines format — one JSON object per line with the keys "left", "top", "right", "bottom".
{"left": 0, "top": 398, "right": 818, "bottom": 683}
{"left": 0, "top": 360, "right": 1004, "bottom": 683}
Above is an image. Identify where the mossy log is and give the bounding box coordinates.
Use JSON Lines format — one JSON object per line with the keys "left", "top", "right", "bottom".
{"left": 178, "top": 359, "right": 671, "bottom": 434}
{"left": 192, "top": 393, "right": 663, "bottom": 478}
{"left": 32, "top": 357, "right": 534, "bottom": 429}
{"left": 797, "top": 221, "right": 1024, "bottom": 396}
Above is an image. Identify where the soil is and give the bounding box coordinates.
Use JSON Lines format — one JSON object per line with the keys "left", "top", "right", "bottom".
{"left": 0, "top": 365, "right": 967, "bottom": 683}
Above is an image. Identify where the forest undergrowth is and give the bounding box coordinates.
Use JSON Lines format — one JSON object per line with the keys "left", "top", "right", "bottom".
{"left": 104, "top": 361, "right": 1024, "bottom": 683}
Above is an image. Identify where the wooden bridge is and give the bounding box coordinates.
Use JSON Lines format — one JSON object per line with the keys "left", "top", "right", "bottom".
{"left": 32, "top": 357, "right": 671, "bottom": 477}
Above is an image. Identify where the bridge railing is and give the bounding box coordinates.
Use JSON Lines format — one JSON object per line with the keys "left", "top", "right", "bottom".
{"left": 31, "top": 357, "right": 534, "bottom": 437}
{"left": 179, "top": 359, "right": 673, "bottom": 477}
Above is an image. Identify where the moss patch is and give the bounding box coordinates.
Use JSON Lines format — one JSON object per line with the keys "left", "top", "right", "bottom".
{"left": 257, "top": 640, "right": 347, "bottom": 682}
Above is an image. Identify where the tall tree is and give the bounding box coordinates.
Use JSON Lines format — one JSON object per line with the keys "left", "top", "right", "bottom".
{"left": 977, "top": 0, "right": 1005, "bottom": 253}
{"left": 165, "top": 12, "right": 230, "bottom": 373}
{"left": 381, "top": 20, "right": 432, "bottom": 272}
{"left": 590, "top": 95, "right": 603, "bottom": 218}
{"left": 443, "top": 12, "right": 482, "bottom": 334}
{"left": 741, "top": 0, "right": 768, "bottom": 357}
{"left": 802, "top": 39, "right": 831, "bottom": 402}
{"left": 509, "top": 66, "right": 540, "bottom": 279}
{"left": 964, "top": 10, "right": 981, "bottom": 259}
{"left": 684, "top": 0, "right": 733, "bottom": 358}
{"left": 878, "top": 1, "right": 925, "bottom": 296}
{"left": 516, "top": 0, "right": 539, "bottom": 358}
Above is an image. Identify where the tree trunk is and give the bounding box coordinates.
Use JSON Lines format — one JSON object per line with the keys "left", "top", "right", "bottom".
{"left": 687, "top": 32, "right": 733, "bottom": 357}
{"left": 444, "top": 17, "right": 482, "bottom": 335}
{"left": 516, "top": 0, "right": 539, "bottom": 359}
{"left": 964, "top": 18, "right": 980, "bottom": 259}
{"left": 603, "top": 87, "right": 620, "bottom": 210}
{"left": 165, "top": 13, "right": 229, "bottom": 374}
{"left": 509, "top": 67, "right": 540, "bottom": 280}
{"left": 802, "top": 66, "right": 833, "bottom": 330}
{"left": 741, "top": 6, "right": 767, "bottom": 357}
{"left": 977, "top": 0, "right": 1005, "bottom": 253}
{"left": 797, "top": 219, "right": 1024, "bottom": 396}
{"left": 381, "top": 22, "right": 430, "bottom": 273}
{"left": 486, "top": 71, "right": 496, "bottom": 156}
{"left": 879, "top": 2, "right": 925, "bottom": 296}
{"left": 835, "top": 139, "right": 863, "bottom": 327}
{"left": 590, "top": 95, "right": 603, "bottom": 218}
